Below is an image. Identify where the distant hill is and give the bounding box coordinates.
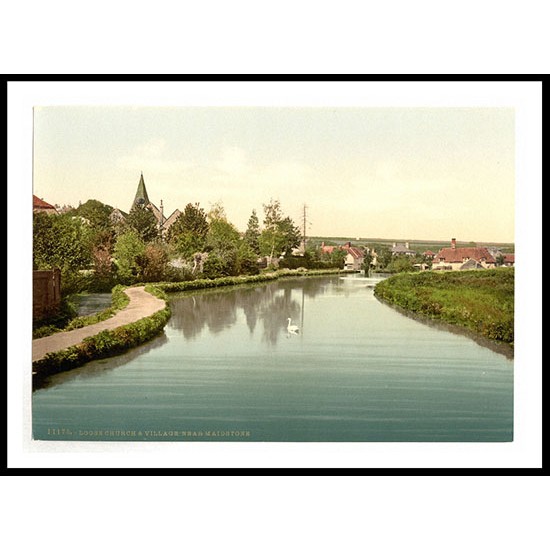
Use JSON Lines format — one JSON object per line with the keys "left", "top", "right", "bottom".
{"left": 308, "top": 236, "right": 514, "bottom": 253}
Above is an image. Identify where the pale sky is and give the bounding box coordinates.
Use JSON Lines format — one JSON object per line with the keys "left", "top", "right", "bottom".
{"left": 33, "top": 106, "right": 515, "bottom": 243}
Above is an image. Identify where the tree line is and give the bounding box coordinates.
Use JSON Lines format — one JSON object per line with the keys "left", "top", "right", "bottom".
{"left": 33, "top": 197, "right": 306, "bottom": 297}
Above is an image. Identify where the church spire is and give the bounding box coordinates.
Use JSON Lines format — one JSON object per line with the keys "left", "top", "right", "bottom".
{"left": 133, "top": 172, "right": 150, "bottom": 208}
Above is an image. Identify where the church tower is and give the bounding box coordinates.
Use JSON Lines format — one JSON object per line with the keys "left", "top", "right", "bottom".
{"left": 132, "top": 172, "right": 150, "bottom": 208}
{"left": 129, "top": 172, "right": 182, "bottom": 240}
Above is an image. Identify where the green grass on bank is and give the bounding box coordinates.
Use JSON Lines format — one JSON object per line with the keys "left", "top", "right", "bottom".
{"left": 32, "top": 268, "right": 341, "bottom": 379}
{"left": 374, "top": 268, "right": 514, "bottom": 345}
{"left": 32, "top": 285, "right": 130, "bottom": 339}
{"left": 153, "top": 268, "right": 342, "bottom": 293}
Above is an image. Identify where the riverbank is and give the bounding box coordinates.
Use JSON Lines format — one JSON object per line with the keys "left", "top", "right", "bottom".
{"left": 373, "top": 268, "right": 514, "bottom": 349}
{"left": 32, "top": 286, "right": 169, "bottom": 383}
{"left": 32, "top": 268, "right": 343, "bottom": 383}
{"left": 153, "top": 267, "right": 342, "bottom": 293}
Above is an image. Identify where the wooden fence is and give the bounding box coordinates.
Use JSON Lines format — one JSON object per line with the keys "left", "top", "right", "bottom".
{"left": 33, "top": 269, "right": 61, "bottom": 320}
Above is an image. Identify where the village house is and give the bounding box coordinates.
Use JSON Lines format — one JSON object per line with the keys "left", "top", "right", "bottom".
{"left": 320, "top": 241, "right": 368, "bottom": 271}
{"left": 501, "top": 254, "right": 515, "bottom": 267}
{"left": 342, "top": 242, "right": 365, "bottom": 271}
{"left": 109, "top": 207, "right": 127, "bottom": 225}
{"left": 391, "top": 242, "right": 416, "bottom": 256}
{"left": 433, "top": 238, "right": 496, "bottom": 271}
{"left": 33, "top": 195, "right": 58, "bottom": 215}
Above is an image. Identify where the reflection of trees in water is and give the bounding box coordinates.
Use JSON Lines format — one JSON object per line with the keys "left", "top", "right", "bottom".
{"left": 169, "top": 292, "right": 238, "bottom": 339}
{"left": 238, "top": 287, "right": 263, "bottom": 334}
{"left": 169, "top": 277, "right": 334, "bottom": 345}
{"left": 259, "top": 289, "right": 300, "bottom": 345}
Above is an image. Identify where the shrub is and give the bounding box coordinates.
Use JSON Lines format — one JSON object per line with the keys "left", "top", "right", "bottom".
{"left": 374, "top": 269, "right": 514, "bottom": 344}
{"left": 32, "top": 289, "right": 171, "bottom": 381}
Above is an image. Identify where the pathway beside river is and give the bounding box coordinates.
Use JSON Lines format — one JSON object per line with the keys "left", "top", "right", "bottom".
{"left": 32, "top": 287, "right": 166, "bottom": 363}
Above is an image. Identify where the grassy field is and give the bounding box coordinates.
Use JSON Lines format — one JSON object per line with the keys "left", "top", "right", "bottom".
{"left": 374, "top": 268, "right": 514, "bottom": 345}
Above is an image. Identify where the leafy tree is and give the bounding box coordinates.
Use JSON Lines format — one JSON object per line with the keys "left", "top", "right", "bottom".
{"left": 205, "top": 207, "right": 241, "bottom": 276}
{"left": 277, "top": 216, "right": 302, "bottom": 257}
{"left": 259, "top": 199, "right": 283, "bottom": 261}
{"left": 386, "top": 256, "right": 415, "bottom": 273}
{"left": 73, "top": 199, "right": 113, "bottom": 232}
{"left": 113, "top": 230, "right": 146, "bottom": 284}
{"left": 167, "top": 202, "right": 209, "bottom": 258}
{"left": 139, "top": 243, "right": 169, "bottom": 282}
{"left": 207, "top": 217, "right": 240, "bottom": 253}
{"left": 238, "top": 242, "right": 260, "bottom": 275}
{"left": 375, "top": 247, "right": 393, "bottom": 270}
{"left": 362, "top": 250, "right": 374, "bottom": 274}
{"left": 244, "top": 209, "right": 261, "bottom": 255}
{"left": 258, "top": 199, "right": 301, "bottom": 261}
{"left": 126, "top": 204, "right": 158, "bottom": 243}
{"left": 202, "top": 252, "right": 229, "bottom": 279}
{"left": 328, "top": 248, "right": 346, "bottom": 268}
{"left": 495, "top": 253, "right": 505, "bottom": 267}
{"left": 90, "top": 241, "right": 116, "bottom": 291}
{"left": 33, "top": 212, "right": 92, "bottom": 294}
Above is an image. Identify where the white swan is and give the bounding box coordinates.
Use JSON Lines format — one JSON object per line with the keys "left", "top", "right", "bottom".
{"left": 287, "top": 318, "right": 299, "bottom": 333}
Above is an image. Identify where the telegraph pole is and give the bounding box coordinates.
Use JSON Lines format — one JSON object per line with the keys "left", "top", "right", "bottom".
{"left": 301, "top": 203, "right": 308, "bottom": 252}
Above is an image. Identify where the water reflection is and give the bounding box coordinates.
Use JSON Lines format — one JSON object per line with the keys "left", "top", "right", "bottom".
{"left": 169, "top": 277, "right": 335, "bottom": 345}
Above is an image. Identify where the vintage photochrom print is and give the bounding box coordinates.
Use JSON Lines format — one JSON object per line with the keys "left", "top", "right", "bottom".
{"left": 31, "top": 103, "right": 515, "bottom": 443}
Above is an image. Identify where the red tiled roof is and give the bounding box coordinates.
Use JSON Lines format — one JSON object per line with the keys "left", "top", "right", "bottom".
{"left": 503, "top": 254, "right": 515, "bottom": 263}
{"left": 320, "top": 245, "right": 335, "bottom": 254}
{"left": 434, "top": 247, "right": 496, "bottom": 263}
{"left": 423, "top": 250, "right": 435, "bottom": 256}
{"left": 346, "top": 247, "right": 364, "bottom": 259}
{"left": 33, "top": 195, "right": 56, "bottom": 210}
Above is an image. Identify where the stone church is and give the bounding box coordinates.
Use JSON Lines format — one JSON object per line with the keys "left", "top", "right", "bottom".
{"left": 131, "top": 173, "right": 181, "bottom": 239}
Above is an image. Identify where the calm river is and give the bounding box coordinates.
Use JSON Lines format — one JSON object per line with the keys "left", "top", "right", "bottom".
{"left": 32, "top": 275, "right": 513, "bottom": 442}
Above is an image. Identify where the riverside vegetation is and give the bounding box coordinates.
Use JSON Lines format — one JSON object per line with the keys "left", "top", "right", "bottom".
{"left": 32, "top": 269, "right": 342, "bottom": 381}
{"left": 32, "top": 286, "right": 171, "bottom": 382}
{"left": 374, "top": 268, "right": 514, "bottom": 346}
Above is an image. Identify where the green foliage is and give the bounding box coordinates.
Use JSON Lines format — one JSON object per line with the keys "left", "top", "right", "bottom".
{"left": 202, "top": 253, "right": 227, "bottom": 278}
{"left": 139, "top": 243, "right": 169, "bottom": 282}
{"left": 125, "top": 204, "right": 158, "bottom": 243}
{"left": 259, "top": 199, "right": 301, "bottom": 260}
{"left": 279, "top": 256, "right": 310, "bottom": 269}
{"left": 73, "top": 199, "right": 114, "bottom": 232}
{"left": 32, "top": 297, "right": 78, "bottom": 338}
{"left": 278, "top": 216, "right": 302, "bottom": 256}
{"left": 237, "top": 242, "right": 261, "bottom": 275}
{"left": 374, "top": 247, "right": 393, "bottom": 270}
{"left": 167, "top": 202, "right": 209, "bottom": 258}
{"left": 327, "top": 248, "right": 346, "bottom": 268}
{"left": 362, "top": 250, "right": 374, "bottom": 274}
{"left": 244, "top": 209, "right": 261, "bottom": 255}
{"left": 33, "top": 285, "right": 130, "bottom": 338}
{"left": 154, "top": 268, "right": 341, "bottom": 294}
{"left": 374, "top": 268, "right": 514, "bottom": 344}
{"left": 113, "top": 230, "right": 146, "bottom": 284}
{"left": 33, "top": 212, "right": 93, "bottom": 294}
{"left": 385, "top": 256, "right": 416, "bottom": 273}
{"left": 90, "top": 239, "right": 116, "bottom": 292}
{"left": 64, "top": 285, "right": 130, "bottom": 331}
{"left": 33, "top": 291, "right": 171, "bottom": 381}
{"left": 33, "top": 270, "right": 343, "bottom": 379}
{"left": 203, "top": 213, "right": 242, "bottom": 277}
{"left": 33, "top": 212, "right": 95, "bottom": 295}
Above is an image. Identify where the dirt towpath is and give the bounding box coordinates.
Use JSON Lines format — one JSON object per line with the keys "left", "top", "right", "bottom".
{"left": 32, "top": 287, "right": 166, "bottom": 363}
